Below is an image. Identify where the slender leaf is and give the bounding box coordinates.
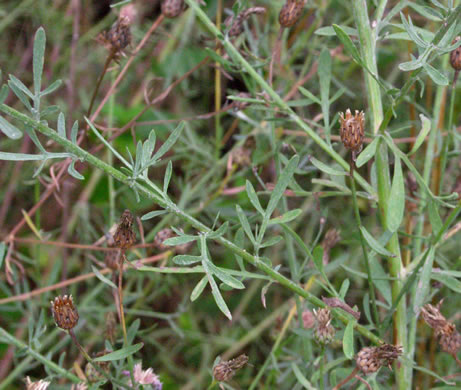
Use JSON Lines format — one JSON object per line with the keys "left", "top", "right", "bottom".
{"left": 163, "top": 235, "right": 197, "bottom": 246}
{"left": 428, "top": 200, "right": 443, "bottom": 235}
{"left": 386, "top": 155, "right": 405, "bottom": 233}
{"left": 291, "top": 363, "right": 316, "bottom": 389}
{"left": 8, "top": 75, "right": 34, "bottom": 99}
{"left": 236, "top": 205, "right": 255, "bottom": 244}
{"left": 310, "top": 156, "right": 347, "bottom": 176}
{"left": 163, "top": 160, "right": 172, "bottom": 193}
{"left": 268, "top": 209, "right": 302, "bottom": 225}
{"left": 0, "top": 116, "right": 22, "bottom": 139}
{"left": 33, "top": 27, "right": 46, "bottom": 95}
{"left": 191, "top": 276, "right": 208, "bottom": 301}
{"left": 356, "top": 137, "right": 379, "bottom": 167}
{"left": 141, "top": 210, "right": 167, "bottom": 220}
{"left": 68, "top": 160, "right": 84, "bottom": 180}
{"left": 360, "top": 227, "right": 396, "bottom": 257}
{"left": 91, "top": 266, "right": 117, "bottom": 289}
{"left": 414, "top": 247, "right": 435, "bottom": 312}
{"left": 266, "top": 155, "right": 299, "bottom": 218}
{"left": 431, "top": 273, "right": 461, "bottom": 294}
{"left": 259, "top": 235, "right": 283, "bottom": 248}
{"left": 208, "top": 221, "right": 229, "bottom": 239}
{"left": 94, "top": 343, "right": 143, "bottom": 361}
{"left": 57, "top": 112, "right": 66, "bottom": 138}
{"left": 343, "top": 321, "right": 355, "bottom": 359}
{"left": 0, "top": 242, "right": 5, "bottom": 269}
{"left": 173, "top": 255, "right": 202, "bottom": 265}
{"left": 332, "top": 24, "right": 362, "bottom": 64}
{"left": 40, "top": 79, "right": 62, "bottom": 96}
{"left": 298, "top": 87, "right": 321, "bottom": 105}
{"left": 152, "top": 122, "right": 184, "bottom": 162}
{"left": 246, "top": 180, "right": 264, "bottom": 215}
{"left": 8, "top": 81, "right": 32, "bottom": 111}
{"left": 423, "top": 63, "right": 448, "bottom": 86}
{"left": 0, "top": 85, "right": 9, "bottom": 105}
{"left": 409, "top": 114, "right": 431, "bottom": 155}
{"left": 206, "top": 262, "right": 245, "bottom": 290}
{"left": 318, "top": 48, "right": 331, "bottom": 142}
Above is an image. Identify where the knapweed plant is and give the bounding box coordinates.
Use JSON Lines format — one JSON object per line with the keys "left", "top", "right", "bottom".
{"left": 0, "top": 1, "right": 461, "bottom": 389}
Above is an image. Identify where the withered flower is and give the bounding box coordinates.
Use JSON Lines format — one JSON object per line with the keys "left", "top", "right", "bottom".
{"left": 278, "top": 0, "right": 306, "bottom": 28}
{"left": 96, "top": 14, "right": 132, "bottom": 59}
{"left": 450, "top": 36, "right": 461, "bottom": 86}
{"left": 113, "top": 210, "right": 136, "bottom": 250}
{"left": 339, "top": 109, "right": 365, "bottom": 161}
{"left": 50, "top": 295, "right": 79, "bottom": 330}
{"left": 356, "top": 344, "right": 402, "bottom": 375}
{"left": 314, "top": 308, "right": 336, "bottom": 344}
{"left": 213, "top": 354, "right": 249, "bottom": 382}
{"left": 161, "top": 0, "right": 185, "bottom": 19}
{"left": 225, "top": 7, "right": 266, "bottom": 37}
{"left": 421, "top": 301, "right": 461, "bottom": 356}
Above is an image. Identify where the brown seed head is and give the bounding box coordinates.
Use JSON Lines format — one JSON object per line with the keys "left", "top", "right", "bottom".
{"left": 161, "top": 0, "right": 185, "bottom": 18}
{"left": 314, "top": 308, "right": 336, "bottom": 344}
{"left": 356, "top": 344, "right": 402, "bottom": 374}
{"left": 278, "top": 0, "right": 306, "bottom": 28}
{"left": 421, "top": 301, "right": 461, "bottom": 355}
{"left": 226, "top": 7, "right": 266, "bottom": 37}
{"left": 113, "top": 210, "right": 136, "bottom": 250}
{"left": 450, "top": 36, "right": 461, "bottom": 71}
{"left": 339, "top": 109, "right": 365, "bottom": 160}
{"left": 213, "top": 354, "right": 249, "bottom": 382}
{"left": 50, "top": 295, "right": 79, "bottom": 330}
{"left": 97, "top": 15, "right": 131, "bottom": 58}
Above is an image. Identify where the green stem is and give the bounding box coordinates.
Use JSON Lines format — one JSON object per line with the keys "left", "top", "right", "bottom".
{"left": 0, "top": 103, "right": 383, "bottom": 346}
{"left": 350, "top": 165, "right": 380, "bottom": 332}
{"left": 351, "top": 2, "right": 408, "bottom": 389}
{"left": 0, "top": 326, "right": 81, "bottom": 383}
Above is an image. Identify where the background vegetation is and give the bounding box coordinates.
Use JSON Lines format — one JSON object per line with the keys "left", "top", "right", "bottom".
{"left": 0, "top": 0, "right": 460, "bottom": 389}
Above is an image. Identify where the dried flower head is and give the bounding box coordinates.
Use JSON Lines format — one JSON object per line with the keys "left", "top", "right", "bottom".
{"left": 421, "top": 300, "right": 461, "bottom": 356}
{"left": 113, "top": 210, "right": 136, "bottom": 250}
{"left": 278, "top": 0, "right": 306, "bottom": 28}
{"left": 213, "top": 354, "right": 249, "bottom": 382}
{"left": 154, "top": 228, "right": 192, "bottom": 254}
{"left": 450, "top": 36, "right": 461, "bottom": 86}
{"left": 225, "top": 7, "right": 266, "bottom": 37}
{"left": 161, "top": 0, "right": 185, "bottom": 18}
{"left": 356, "top": 344, "right": 402, "bottom": 374}
{"left": 314, "top": 308, "right": 336, "bottom": 344}
{"left": 96, "top": 14, "right": 132, "bottom": 59}
{"left": 339, "top": 109, "right": 365, "bottom": 161}
{"left": 50, "top": 295, "right": 79, "bottom": 330}
{"left": 25, "top": 377, "right": 50, "bottom": 390}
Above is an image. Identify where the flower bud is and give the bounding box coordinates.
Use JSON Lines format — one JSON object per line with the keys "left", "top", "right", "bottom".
{"left": 50, "top": 295, "right": 79, "bottom": 330}
{"left": 278, "top": 0, "right": 306, "bottom": 28}
{"left": 113, "top": 209, "right": 136, "bottom": 250}
{"left": 339, "top": 109, "right": 365, "bottom": 161}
